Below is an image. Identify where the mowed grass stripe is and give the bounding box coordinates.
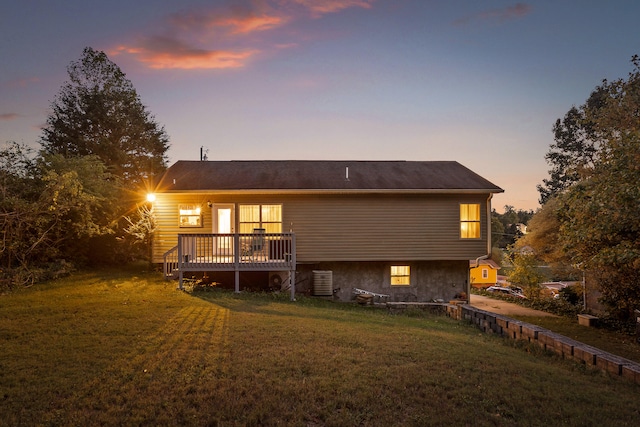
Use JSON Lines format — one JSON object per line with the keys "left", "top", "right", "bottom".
{"left": 43, "top": 304, "right": 231, "bottom": 424}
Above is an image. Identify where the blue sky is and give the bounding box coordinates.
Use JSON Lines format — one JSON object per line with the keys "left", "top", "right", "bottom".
{"left": 1, "top": 1, "right": 639, "bottom": 211}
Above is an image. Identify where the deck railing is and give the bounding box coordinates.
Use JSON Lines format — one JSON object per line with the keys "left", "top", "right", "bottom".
{"left": 163, "top": 232, "right": 297, "bottom": 299}
{"left": 172, "top": 232, "right": 296, "bottom": 274}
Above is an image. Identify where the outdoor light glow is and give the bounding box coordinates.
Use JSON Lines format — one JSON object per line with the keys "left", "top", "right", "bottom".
{"left": 146, "top": 193, "right": 156, "bottom": 202}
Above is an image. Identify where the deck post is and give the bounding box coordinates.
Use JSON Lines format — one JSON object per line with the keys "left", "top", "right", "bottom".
{"left": 289, "top": 235, "right": 296, "bottom": 301}
{"left": 234, "top": 233, "right": 240, "bottom": 293}
{"left": 289, "top": 269, "right": 296, "bottom": 301}
{"left": 177, "top": 234, "right": 183, "bottom": 290}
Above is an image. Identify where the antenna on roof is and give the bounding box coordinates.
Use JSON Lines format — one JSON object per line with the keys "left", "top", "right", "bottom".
{"left": 200, "top": 146, "right": 209, "bottom": 161}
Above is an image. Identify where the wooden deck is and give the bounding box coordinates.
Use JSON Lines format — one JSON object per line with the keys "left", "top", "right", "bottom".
{"left": 164, "top": 233, "right": 296, "bottom": 299}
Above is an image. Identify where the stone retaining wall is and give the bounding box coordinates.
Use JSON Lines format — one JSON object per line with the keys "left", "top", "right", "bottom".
{"left": 386, "top": 302, "right": 640, "bottom": 385}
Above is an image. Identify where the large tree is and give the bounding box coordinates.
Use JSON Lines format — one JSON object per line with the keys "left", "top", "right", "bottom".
{"left": 38, "top": 47, "right": 170, "bottom": 265}
{"left": 558, "top": 131, "right": 640, "bottom": 317}
{"left": 536, "top": 106, "right": 598, "bottom": 204}
{"left": 538, "top": 56, "right": 640, "bottom": 204}
{"left": 40, "top": 47, "right": 169, "bottom": 186}
{"left": 531, "top": 56, "right": 640, "bottom": 318}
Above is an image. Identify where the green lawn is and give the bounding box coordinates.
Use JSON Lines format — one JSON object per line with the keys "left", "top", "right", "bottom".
{"left": 1, "top": 266, "right": 639, "bottom": 426}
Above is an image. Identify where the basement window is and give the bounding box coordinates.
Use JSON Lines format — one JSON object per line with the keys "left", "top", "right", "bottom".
{"left": 179, "top": 204, "right": 202, "bottom": 227}
{"left": 391, "top": 265, "right": 410, "bottom": 286}
{"left": 460, "top": 203, "right": 480, "bottom": 239}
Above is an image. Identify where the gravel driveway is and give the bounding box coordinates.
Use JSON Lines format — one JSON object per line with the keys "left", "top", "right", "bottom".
{"left": 470, "top": 294, "right": 557, "bottom": 317}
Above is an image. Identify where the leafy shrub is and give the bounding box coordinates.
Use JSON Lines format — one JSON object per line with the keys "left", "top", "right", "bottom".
{"left": 559, "top": 285, "right": 581, "bottom": 305}
{"left": 595, "top": 315, "right": 638, "bottom": 336}
{"left": 0, "top": 260, "right": 74, "bottom": 291}
{"left": 525, "top": 297, "right": 581, "bottom": 318}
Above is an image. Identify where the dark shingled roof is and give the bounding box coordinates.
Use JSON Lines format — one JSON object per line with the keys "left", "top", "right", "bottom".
{"left": 156, "top": 160, "right": 503, "bottom": 193}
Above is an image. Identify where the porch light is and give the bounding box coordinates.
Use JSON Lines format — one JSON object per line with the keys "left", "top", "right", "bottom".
{"left": 146, "top": 193, "right": 156, "bottom": 203}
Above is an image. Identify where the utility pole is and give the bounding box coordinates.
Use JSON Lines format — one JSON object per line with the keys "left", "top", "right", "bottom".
{"left": 582, "top": 269, "right": 586, "bottom": 311}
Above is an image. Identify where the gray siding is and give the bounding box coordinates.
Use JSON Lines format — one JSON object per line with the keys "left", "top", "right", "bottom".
{"left": 151, "top": 192, "right": 491, "bottom": 263}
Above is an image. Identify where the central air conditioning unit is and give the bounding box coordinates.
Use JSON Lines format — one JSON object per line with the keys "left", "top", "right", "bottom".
{"left": 269, "top": 271, "right": 290, "bottom": 290}
{"left": 312, "top": 270, "right": 333, "bottom": 296}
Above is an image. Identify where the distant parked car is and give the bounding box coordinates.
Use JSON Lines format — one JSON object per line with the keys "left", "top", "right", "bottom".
{"left": 486, "top": 285, "right": 527, "bottom": 299}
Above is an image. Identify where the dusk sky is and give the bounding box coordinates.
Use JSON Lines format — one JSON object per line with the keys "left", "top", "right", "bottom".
{"left": 2, "top": 1, "right": 639, "bottom": 212}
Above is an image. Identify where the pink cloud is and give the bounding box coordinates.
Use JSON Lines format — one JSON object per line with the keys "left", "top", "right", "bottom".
{"left": 169, "top": 7, "right": 289, "bottom": 35}
{"left": 113, "top": 37, "right": 259, "bottom": 70}
{"left": 143, "top": 50, "right": 257, "bottom": 70}
{"left": 111, "top": 5, "right": 289, "bottom": 70}
{"left": 112, "top": 0, "right": 376, "bottom": 70}
{"left": 286, "top": 0, "right": 374, "bottom": 15}
{"left": 0, "top": 113, "right": 20, "bottom": 121}
{"left": 217, "top": 14, "right": 287, "bottom": 34}
{"left": 453, "top": 3, "right": 532, "bottom": 26}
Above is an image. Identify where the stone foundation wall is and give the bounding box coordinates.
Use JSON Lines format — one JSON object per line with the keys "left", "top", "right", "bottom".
{"left": 296, "top": 260, "right": 469, "bottom": 303}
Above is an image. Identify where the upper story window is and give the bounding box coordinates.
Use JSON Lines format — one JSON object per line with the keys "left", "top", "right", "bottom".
{"left": 239, "top": 204, "right": 282, "bottom": 233}
{"left": 179, "top": 204, "right": 202, "bottom": 227}
{"left": 460, "top": 203, "right": 480, "bottom": 239}
{"left": 390, "top": 265, "right": 410, "bottom": 286}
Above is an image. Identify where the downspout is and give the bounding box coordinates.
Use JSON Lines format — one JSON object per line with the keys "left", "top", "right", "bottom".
{"left": 469, "top": 194, "right": 494, "bottom": 301}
